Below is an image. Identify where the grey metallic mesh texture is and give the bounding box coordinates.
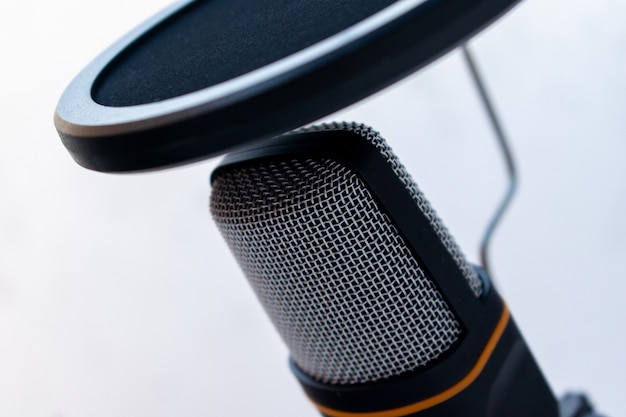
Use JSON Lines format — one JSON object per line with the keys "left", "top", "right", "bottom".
{"left": 296, "top": 122, "right": 483, "bottom": 297}
{"left": 210, "top": 129, "right": 469, "bottom": 384}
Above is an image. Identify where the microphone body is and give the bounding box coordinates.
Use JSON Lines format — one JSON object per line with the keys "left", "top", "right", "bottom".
{"left": 210, "top": 123, "right": 559, "bottom": 417}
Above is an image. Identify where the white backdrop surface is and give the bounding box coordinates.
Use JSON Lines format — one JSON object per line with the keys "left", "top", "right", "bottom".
{"left": 0, "top": 1, "right": 624, "bottom": 416}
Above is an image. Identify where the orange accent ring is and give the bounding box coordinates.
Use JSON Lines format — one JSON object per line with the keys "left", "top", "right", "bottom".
{"left": 311, "top": 304, "right": 511, "bottom": 417}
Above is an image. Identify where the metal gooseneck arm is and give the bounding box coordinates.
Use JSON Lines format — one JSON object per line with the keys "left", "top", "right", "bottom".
{"left": 461, "top": 43, "right": 519, "bottom": 277}
{"left": 461, "top": 43, "right": 606, "bottom": 417}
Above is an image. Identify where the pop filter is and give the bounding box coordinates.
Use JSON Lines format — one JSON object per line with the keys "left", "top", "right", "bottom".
{"left": 55, "top": 0, "right": 521, "bottom": 172}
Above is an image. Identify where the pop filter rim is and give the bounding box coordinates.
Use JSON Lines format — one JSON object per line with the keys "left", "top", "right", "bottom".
{"left": 56, "top": 0, "right": 431, "bottom": 138}
{"left": 55, "top": 0, "right": 521, "bottom": 172}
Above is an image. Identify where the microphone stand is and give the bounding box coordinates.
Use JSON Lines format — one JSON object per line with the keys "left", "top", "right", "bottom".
{"left": 460, "top": 43, "right": 606, "bottom": 417}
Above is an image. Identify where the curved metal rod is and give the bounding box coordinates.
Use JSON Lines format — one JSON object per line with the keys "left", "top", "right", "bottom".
{"left": 460, "top": 43, "right": 519, "bottom": 276}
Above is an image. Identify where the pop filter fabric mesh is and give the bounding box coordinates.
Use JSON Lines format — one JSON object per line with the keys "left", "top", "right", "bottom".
{"left": 93, "top": 0, "right": 398, "bottom": 107}
{"left": 210, "top": 123, "right": 482, "bottom": 385}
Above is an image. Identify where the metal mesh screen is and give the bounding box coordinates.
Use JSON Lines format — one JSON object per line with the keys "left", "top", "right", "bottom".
{"left": 295, "top": 122, "right": 483, "bottom": 297}
{"left": 210, "top": 155, "right": 463, "bottom": 385}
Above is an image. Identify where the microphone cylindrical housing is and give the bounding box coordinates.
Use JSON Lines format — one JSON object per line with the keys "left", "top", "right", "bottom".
{"left": 210, "top": 122, "right": 558, "bottom": 417}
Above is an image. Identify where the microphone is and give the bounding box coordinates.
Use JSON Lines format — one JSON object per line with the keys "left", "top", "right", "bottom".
{"left": 209, "top": 122, "right": 559, "bottom": 417}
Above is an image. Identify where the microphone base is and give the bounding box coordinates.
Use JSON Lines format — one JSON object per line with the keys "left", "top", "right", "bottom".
{"left": 559, "top": 393, "right": 606, "bottom": 417}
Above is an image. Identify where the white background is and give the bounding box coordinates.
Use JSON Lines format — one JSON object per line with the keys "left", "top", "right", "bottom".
{"left": 0, "top": 0, "right": 624, "bottom": 416}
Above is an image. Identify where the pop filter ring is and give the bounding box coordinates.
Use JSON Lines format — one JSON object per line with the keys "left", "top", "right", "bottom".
{"left": 55, "top": 0, "right": 521, "bottom": 172}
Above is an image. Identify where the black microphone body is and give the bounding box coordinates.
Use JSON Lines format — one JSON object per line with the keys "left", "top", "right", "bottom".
{"left": 210, "top": 123, "right": 559, "bottom": 417}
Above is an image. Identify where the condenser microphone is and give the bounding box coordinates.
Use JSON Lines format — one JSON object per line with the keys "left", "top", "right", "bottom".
{"left": 53, "top": 1, "right": 603, "bottom": 414}
{"left": 210, "top": 122, "right": 559, "bottom": 417}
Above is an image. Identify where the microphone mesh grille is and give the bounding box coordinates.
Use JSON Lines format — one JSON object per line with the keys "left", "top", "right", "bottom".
{"left": 297, "top": 123, "right": 482, "bottom": 298}
{"left": 211, "top": 150, "right": 464, "bottom": 384}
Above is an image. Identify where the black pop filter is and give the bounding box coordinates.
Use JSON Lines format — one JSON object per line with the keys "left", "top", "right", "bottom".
{"left": 55, "top": 0, "right": 520, "bottom": 172}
